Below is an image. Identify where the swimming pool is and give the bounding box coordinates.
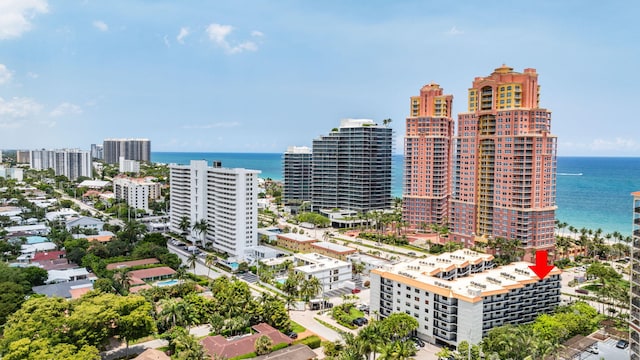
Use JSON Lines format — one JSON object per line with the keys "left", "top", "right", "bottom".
{"left": 26, "top": 236, "right": 48, "bottom": 244}
{"left": 276, "top": 278, "right": 286, "bottom": 285}
{"left": 228, "top": 262, "right": 239, "bottom": 271}
{"left": 156, "top": 279, "right": 179, "bottom": 287}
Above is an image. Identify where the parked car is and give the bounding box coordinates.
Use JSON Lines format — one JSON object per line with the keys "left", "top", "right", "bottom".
{"left": 286, "top": 331, "right": 298, "bottom": 339}
{"left": 616, "top": 339, "right": 629, "bottom": 349}
{"left": 575, "top": 288, "right": 589, "bottom": 295}
{"left": 351, "top": 288, "right": 361, "bottom": 294}
{"left": 587, "top": 344, "right": 599, "bottom": 354}
{"left": 411, "top": 337, "right": 426, "bottom": 348}
{"left": 407, "top": 252, "right": 416, "bottom": 256}
{"left": 352, "top": 318, "right": 367, "bottom": 326}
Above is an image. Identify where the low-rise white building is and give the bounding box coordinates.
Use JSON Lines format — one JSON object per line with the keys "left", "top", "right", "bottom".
{"left": 346, "top": 253, "right": 391, "bottom": 275}
{"left": 294, "top": 253, "right": 352, "bottom": 293}
{"left": 47, "top": 268, "right": 96, "bottom": 283}
{"left": 45, "top": 209, "right": 79, "bottom": 222}
{"left": 65, "top": 216, "right": 104, "bottom": 232}
{"left": 370, "top": 250, "right": 561, "bottom": 348}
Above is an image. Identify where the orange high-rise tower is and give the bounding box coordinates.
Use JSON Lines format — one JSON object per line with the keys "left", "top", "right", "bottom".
{"left": 403, "top": 83, "right": 454, "bottom": 228}
{"left": 449, "top": 65, "right": 557, "bottom": 257}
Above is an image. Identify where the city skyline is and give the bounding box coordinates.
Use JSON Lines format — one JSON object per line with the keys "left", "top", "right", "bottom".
{"left": 1, "top": 1, "right": 639, "bottom": 156}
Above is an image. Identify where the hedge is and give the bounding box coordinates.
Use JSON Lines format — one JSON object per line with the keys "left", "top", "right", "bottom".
{"left": 293, "top": 335, "right": 322, "bottom": 349}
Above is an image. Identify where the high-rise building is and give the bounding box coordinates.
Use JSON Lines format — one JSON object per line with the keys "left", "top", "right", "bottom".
{"left": 119, "top": 156, "right": 140, "bottom": 173}
{"left": 30, "top": 149, "right": 92, "bottom": 180}
{"left": 169, "top": 160, "right": 260, "bottom": 258}
{"left": 449, "top": 65, "right": 557, "bottom": 256}
{"left": 311, "top": 119, "right": 392, "bottom": 213}
{"left": 403, "top": 83, "right": 454, "bottom": 228}
{"left": 103, "top": 138, "right": 150, "bottom": 164}
{"left": 631, "top": 191, "right": 640, "bottom": 359}
{"left": 16, "top": 150, "right": 30, "bottom": 163}
{"left": 90, "top": 144, "right": 104, "bottom": 160}
{"left": 370, "top": 249, "right": 560, "bottom": 347}
{"left": 283, "top": 146, "right": 312, "bottom": 205}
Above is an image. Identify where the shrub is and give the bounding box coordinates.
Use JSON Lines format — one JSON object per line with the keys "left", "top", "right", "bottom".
{"left": 294, "top": 335, "right": 322, "bottom": 349}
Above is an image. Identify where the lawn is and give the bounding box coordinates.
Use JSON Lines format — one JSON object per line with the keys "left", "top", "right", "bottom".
{"left": 290, "top": 321, "right": 306, "bottom": 333}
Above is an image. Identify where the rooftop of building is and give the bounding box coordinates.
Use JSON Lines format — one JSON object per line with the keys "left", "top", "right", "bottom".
{"left": 77, "top": 179, "right": 111, "bottom": 188}
{"left": 200, "top": 323, "right": 292, "bottom": 360}
{"left": 285, "top": 146, "right": 312, "bottom": 154}
{"left": 339, "top": 118, "right": 378, "bottom": 128}
{"left": 276, "top": 233, "right": 317, "bottom": 243}
{"left": 127, "top": 266, "right": 176, "bottom": 280}
{"left": 311, "top": 241, "right": 356, "bottom": 254}
{"left": 295, "top": 252, "right": 351, "bottom": 271}
{"left": 372, "top": 250, "right": 561, "bottom": 303}
{"left": 106, "top": 258, "right": 160, "bottom": 270}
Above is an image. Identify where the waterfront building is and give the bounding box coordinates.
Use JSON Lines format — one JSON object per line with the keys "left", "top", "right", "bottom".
{"left": 30, "top": 149, "right": 92, "bottom": 180}
{"left": 311, "top": 118, "right": 392, "bottom": 213}
{"left": 449, "top": 65, "right": 557, "bottom": 256}
{"left": 370, "top": 249, "right": 560, "bottom": 347}
{"left": 103, "top": 138, "right": 150, "bottom": 164}
{"left": 169, "top": 160, "right": 259, "bottom": 259}
{"left": 403, "top": 83, "right": 454, "bottom": 228}
{"left": 283, "top": 146, "right": 312, "bottom": 206}
{"left": 631, "top": 191, "right": 640, "bottom": 359}
{"left": 113, "top": 176, "right": 161, "bottom": 211}
{"left": 119, "top": 156, "right": 140, "bottom": 173}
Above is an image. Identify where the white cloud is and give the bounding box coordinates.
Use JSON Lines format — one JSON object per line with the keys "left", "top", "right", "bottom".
{"left": 0, "top": 0, "right": 48, "bottom": 40}
{"left": 27, "top": 71, "right": 39, "bottom": 79}
{"left": 177, "top": 27, "right": 189, "bottom": 44}
{"left": 163, "top": 35, "right": 170, "bottom": 48}
{"left": 205, "top": 23, "right": 259, "bottom": 54}
{"left": 0, "top": 64, "right": 13, "bottom": 84}
{"left": 589, "top": 137, "right": 640, "bottom": 151}
{"left": 251, "top": 30, "right": 264, "bottom": 37}
{"left": 446, "top": 26, "right": 463, "bottom": 36}
{"left": 0, "top": 96, "right": 42, "bottom": 128}
{"left": 92, "top": 20, "right": 108, "bottom": 32}
{"left": 182, "top": 121, "right": 240, "bottom": 129}
{"left": 49, "top": 102, "right": 83, "bottom": 117}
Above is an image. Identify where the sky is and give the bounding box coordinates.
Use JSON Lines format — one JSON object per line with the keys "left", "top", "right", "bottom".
{"left": 0, "top": 0, "right": 639, "bottom": 156}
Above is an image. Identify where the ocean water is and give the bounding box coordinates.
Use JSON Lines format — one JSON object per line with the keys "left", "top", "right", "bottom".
{"left": 153, "top": 152, "right": 640, "bottom": 236}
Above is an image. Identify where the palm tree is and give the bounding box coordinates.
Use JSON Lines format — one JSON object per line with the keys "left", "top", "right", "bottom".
{"left": 300, "top": 276, "right": 322, "bottom": 303}
{"left": 114, "top": 269, "right": 132, "bottom": 295}
{"left": 179, "top": 216, "right": 191, "bottom": 237}
{"left": 187, "top": 253, "right": 198, "bottom": 275}
{"left": 382, "top": 118, "right": 393, "bottom": 127}
{"left": 205, "top": 254, "right": 217, "bottom": 279}
{"left": 192, "top": 218, "right": 208, "bottom": 247}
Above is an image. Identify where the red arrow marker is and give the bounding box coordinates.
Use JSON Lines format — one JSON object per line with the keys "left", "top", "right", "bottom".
{"left": 529, "top": 250, "right": 554, "bottom": 279}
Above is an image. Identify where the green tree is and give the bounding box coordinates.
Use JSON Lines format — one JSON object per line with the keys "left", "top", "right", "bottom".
{"left": 0, "top": 282, "right": 26, "bottom": 325}
{"left": 179, "top": 216, "right": 191, "bottom": 236}
{"left": 21, "top": 266, "right": 49, "bottom": 287}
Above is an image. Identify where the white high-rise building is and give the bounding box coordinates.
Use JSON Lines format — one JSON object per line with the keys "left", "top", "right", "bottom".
{"left": 119, "top": 156, "right": 140, "bottom": 173}
{"left": 113, "top": 176, "right": 161, "bottom": 211}
{"left": 169, "top": 160, "right": 260, "bottom": 259}
{"left": 30, "top": 149, "right": 91, "bottom": 180}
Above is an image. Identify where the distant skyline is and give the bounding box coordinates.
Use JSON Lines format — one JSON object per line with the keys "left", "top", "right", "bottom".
{"left": 0, "top": 1, "right": 639, "bottom": 156}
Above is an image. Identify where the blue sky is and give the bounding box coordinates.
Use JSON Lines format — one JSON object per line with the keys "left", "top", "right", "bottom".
{"left": 0, "top": 0, "right": 638, "bottom": 156}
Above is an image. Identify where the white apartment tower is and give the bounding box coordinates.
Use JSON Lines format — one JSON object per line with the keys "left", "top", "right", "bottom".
{"left": 169, "top": 160, "right": 260, "bottom": 259}
{"left": 370, "top": 250, "right": 560, "bottom": 348}
{"left": 30, "top": 149, "right": 91, "bottom": 180}
{"left": 113, "top": 176, "right": 161, "bottom": 211}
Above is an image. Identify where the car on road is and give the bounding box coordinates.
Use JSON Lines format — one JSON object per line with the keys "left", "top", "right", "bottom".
{"left": 616, "top": 339, "right": 629, "bottom": 349}
{"left": 351, "top": 288, "right": 361, "bottom": 294}
{"left": 407, "top": 252, "right": 417, "bottom": 256}
{"left": 587, "top": 344, "right": 599, "bottom": 354}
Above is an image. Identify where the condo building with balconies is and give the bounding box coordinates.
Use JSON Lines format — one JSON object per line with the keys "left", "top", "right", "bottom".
{"left": 630, "top": 191, "right": 640, "bottom": 359}
{"left": 169, "top": 160, "right": 259, "bottom": 259}
{"left": 103, "top": 138, "right": 150, "bottom": 164}
{"left": 283, "top": 146, "right": 312, "bottom": 206}
{"left": 403, "top": 83, "right": 454, "bottom": 228}
{"left": 311, "top": 119, "right": 392, "bottom": 213}
{"left": 449, "top": 66, "right": 557, "bottom": 258}
{"left": 370, "top": 249, "right": 560, "bottom": 348}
